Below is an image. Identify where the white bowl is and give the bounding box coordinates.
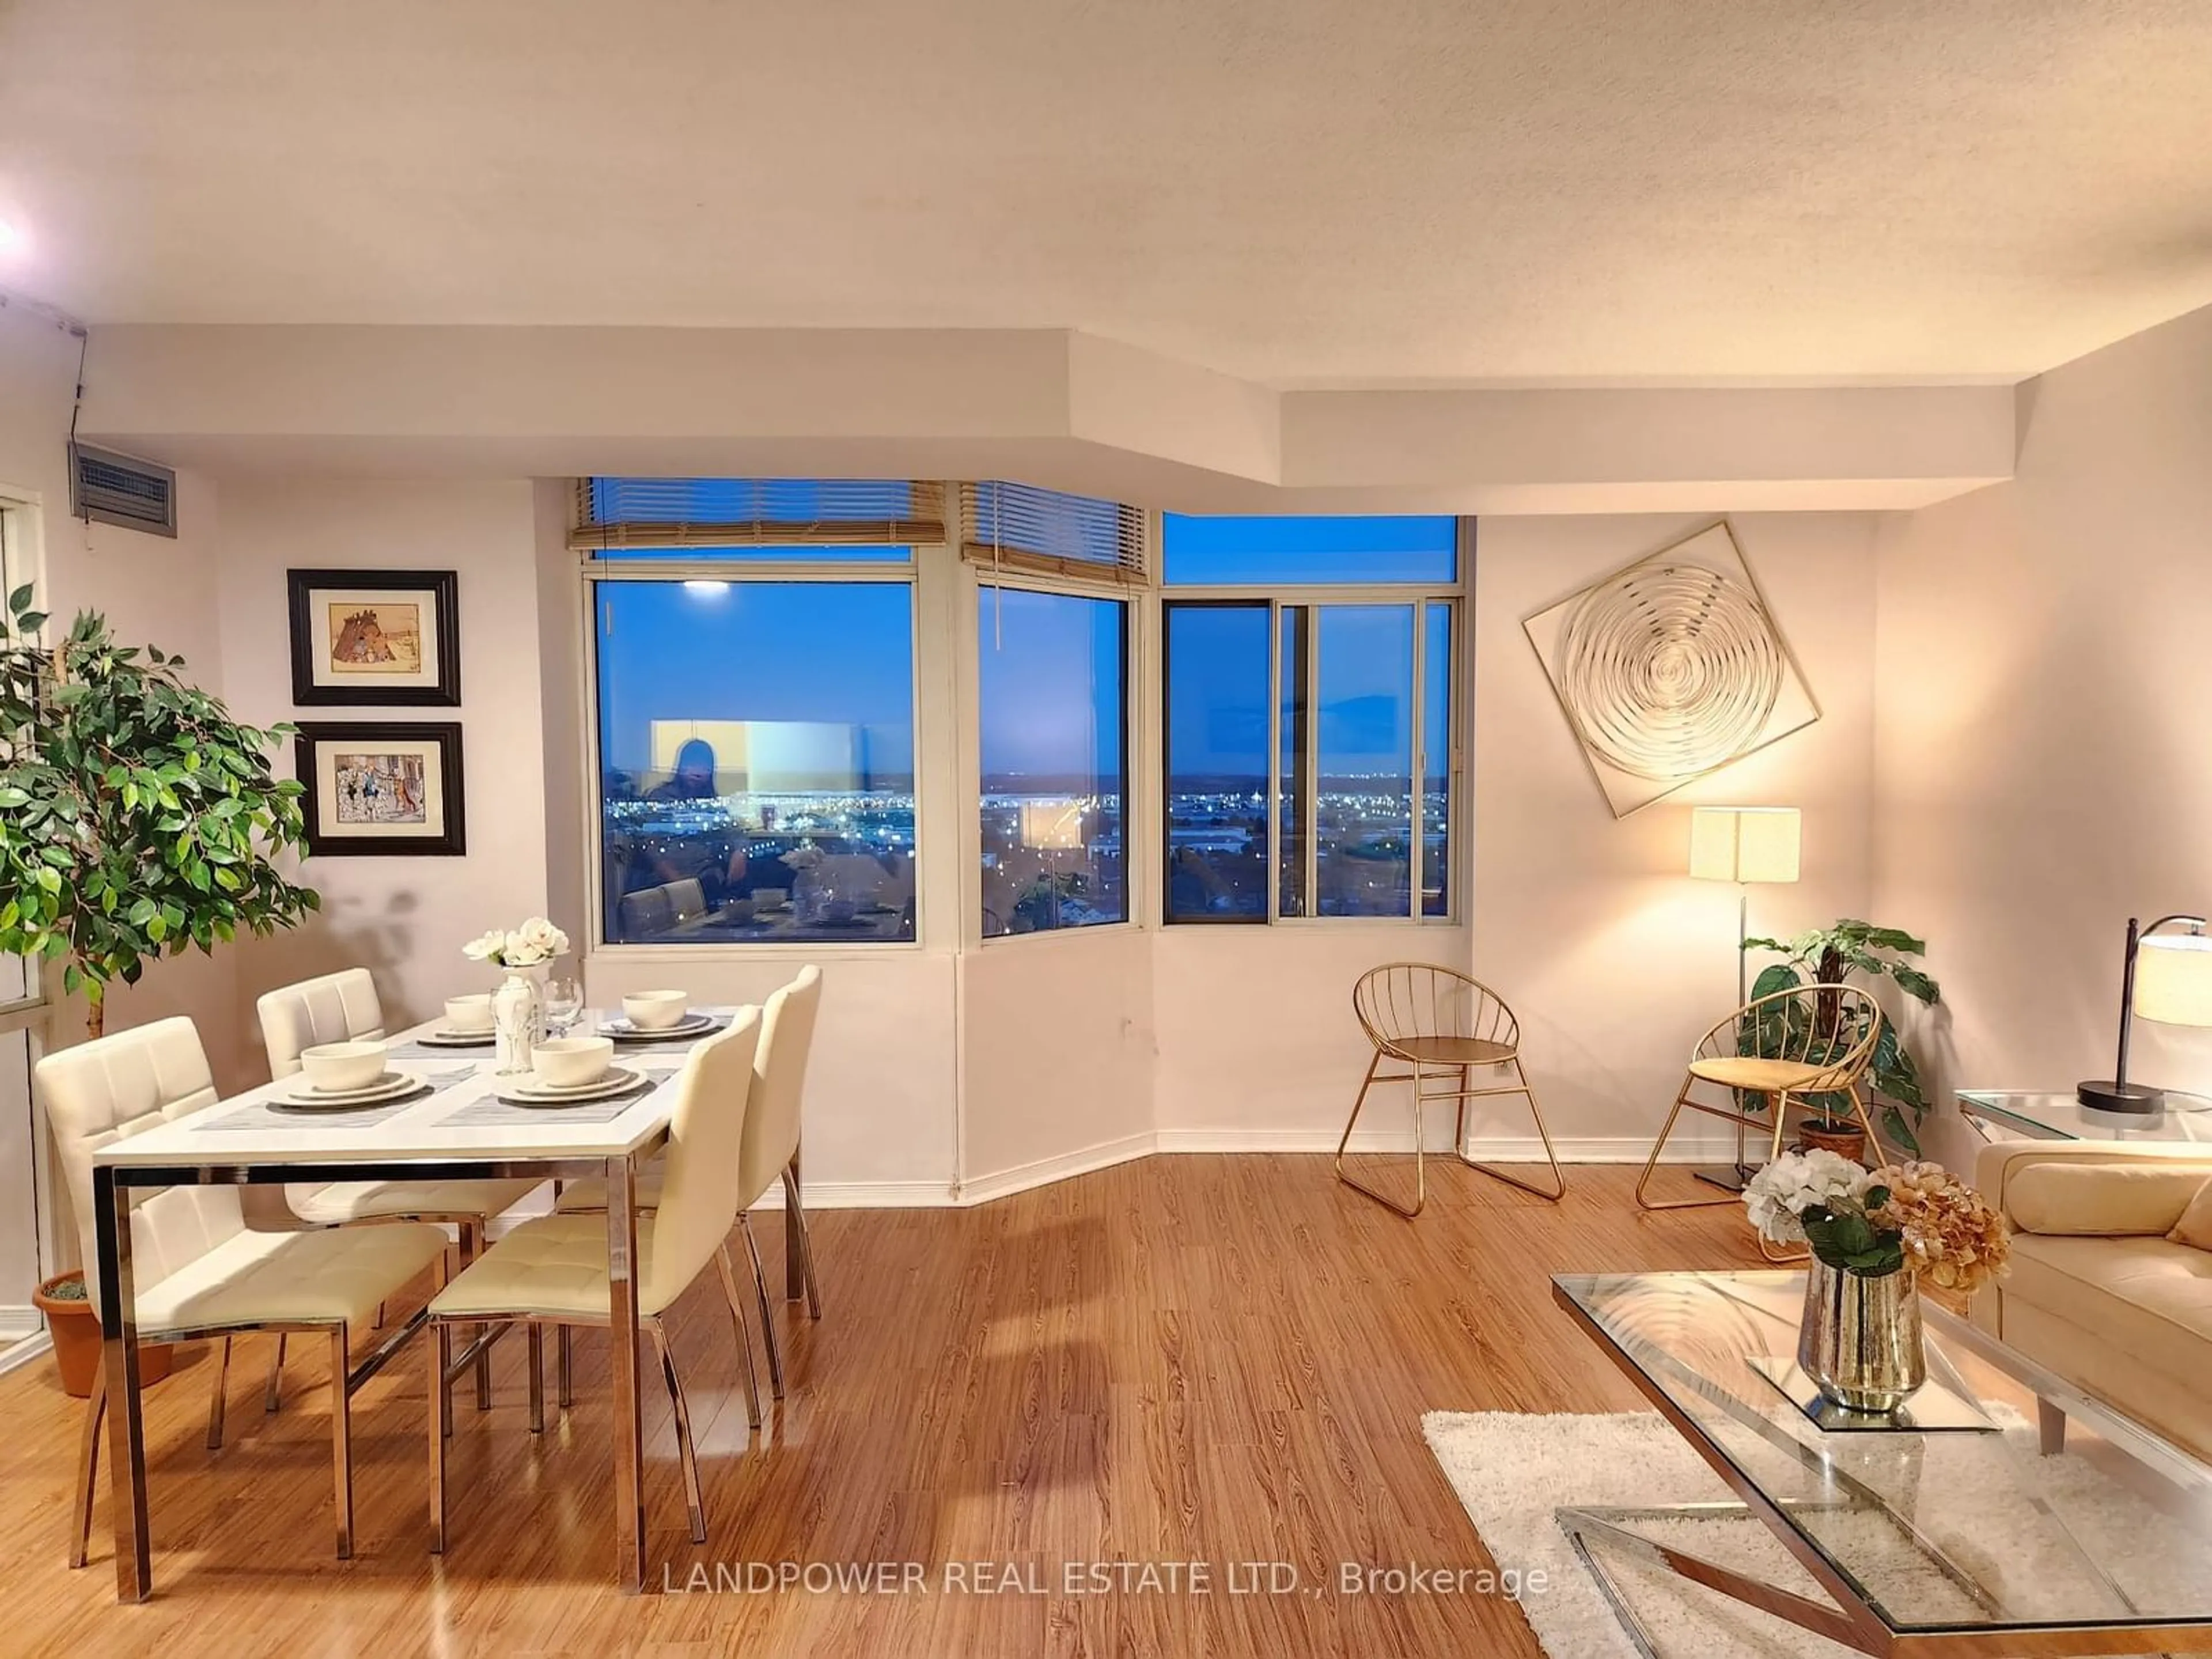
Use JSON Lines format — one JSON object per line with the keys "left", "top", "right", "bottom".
{"left": 622, "top": 990, "right": 689, "bottom": 1031}
{"left": 533, "top": 1036, "right": 614, "bottom": 1090}
{"left": 444, "top": 994, "right": 494, "bottom": 1033}
{"left": 301, "top": 1040, "right": 388, "bottom": 1093}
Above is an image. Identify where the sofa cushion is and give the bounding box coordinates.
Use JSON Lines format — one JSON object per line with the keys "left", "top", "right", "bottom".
{"left": 2171, "top": 1178, "right": 2212, "bottom": 1252}
{"left": 2003, "top": 1233, "right": 2212, "bottom": 1386}
{"left": 2006, "top": 1162, "right": 2209, "bottom": 1237}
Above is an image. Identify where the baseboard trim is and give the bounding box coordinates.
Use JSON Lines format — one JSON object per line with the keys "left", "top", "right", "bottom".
{"left": 0, "top": 1304, "right": 39, "bottom": 1342}
{"left": 514, "top": 1134, "right": 1742, "bottom": 1215}
{"left": 954, "top": 1132, "right": 1156, "bottom": 1206}
{"left": 1153, "top": 1129, "right": 1734, "bottom": 1162}
{"left": 0, "top": 1328, "right": 52, "bottom": 1378}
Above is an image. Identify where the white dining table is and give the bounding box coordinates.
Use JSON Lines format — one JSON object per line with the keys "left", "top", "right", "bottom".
{"left": 87, "top": 1007, "right": 795, "bottom": 1601}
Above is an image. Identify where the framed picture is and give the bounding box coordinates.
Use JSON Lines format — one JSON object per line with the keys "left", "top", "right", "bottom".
{"left": 295, "top": 722, "right": 467, "bottom": 856}
{"left": 288, "top": 568, "right": 460, "bottom": 706}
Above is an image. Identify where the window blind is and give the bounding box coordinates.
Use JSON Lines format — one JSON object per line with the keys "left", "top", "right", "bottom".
{"left": 573, "top": 478, "right": 945, "bottom": 550}
{"left": 961, "top": 482, "right": 1147, "bottom": 586}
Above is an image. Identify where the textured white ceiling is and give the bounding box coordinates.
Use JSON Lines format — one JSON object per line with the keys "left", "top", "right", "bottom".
{"left": 2, "top": 1, "right": 2209, "bottom": 383}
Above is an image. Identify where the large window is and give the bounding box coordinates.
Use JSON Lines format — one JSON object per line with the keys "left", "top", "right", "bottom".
{"left": 977, "top": 587, "right": 1127, "bottom": 936}
{"left": 589, "top": 479, "right": 924, "bottom": 946}
{"left": 1163, "top": 515, "right": 1460, "bottom": 925}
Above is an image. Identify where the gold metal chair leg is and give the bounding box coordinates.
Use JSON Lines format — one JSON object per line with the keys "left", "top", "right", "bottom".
{"left": 205, "top": 1334, "right": 232, "bottom": 1450}
{"left": 557, "top": 1326, "right": 573, "bottom": 1409}
{"left": 649, "top": 1318, "right": 707, "bottom": 1544}
{"left": 331, "top": 1325, "right": 354, "bottom": 1561}
{"left": 1453, "top": 1058, "right": 1567, "bottom": 1201}
{"left": 1756, "top": 1092, "right": 1810, "bottom": 1263}
{"left": 264, "top": 1331, "right": 286, "bottom": 1414}
{"left": 716, "top": 1243, "right": 764, "bottom": 1429}
{"left": 740, "top": 1213, "right": 785, "bottom": 1399}
{"left": 1847, "top": 1084, "right": 1887, "bottom": 1164}
{"left": 69, "top": 1368, "right": 105, "bottom": 1569}
{"left": 427, "top": 1320, "right": 448, "bottom": 1555}
{"left": 1335, "top": 1051, "right": 1426, "bottom": 1218}
{"left": 1638, "top": 1082, "right": 1743, "bottom": 1210}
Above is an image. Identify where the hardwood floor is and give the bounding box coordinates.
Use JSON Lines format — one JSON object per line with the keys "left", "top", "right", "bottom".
{"left": 0, "top": 1159, "right": 1763, "bottom": 1657}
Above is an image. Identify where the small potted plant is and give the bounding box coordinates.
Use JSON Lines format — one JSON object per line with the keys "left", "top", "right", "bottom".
{"left": 1745, "top": 1152, "right": 2008, "bottom": 1413}
{"left": 32, "top": 1270, "right": 173, "bottom": 1397}
{"left": 1742, "top": 920, "right": 1941, "bottom": 1157}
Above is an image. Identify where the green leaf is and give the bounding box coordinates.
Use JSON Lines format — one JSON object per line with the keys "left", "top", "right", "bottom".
{"left": 7, "top": 584, "right": 32, "bottom": 615}
{"left": 1891, "top": 965, "right": 1940, "bottom": 1004}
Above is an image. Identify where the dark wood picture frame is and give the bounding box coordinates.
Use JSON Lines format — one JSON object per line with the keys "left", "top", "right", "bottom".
{"left": 287, "top": 567, "right": 461, "bottom": 706}
{"left": 296, "top": 721, "right": 467, "bottom": 857}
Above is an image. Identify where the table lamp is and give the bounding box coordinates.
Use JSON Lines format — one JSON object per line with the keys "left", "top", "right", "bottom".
{"left": 1690, "top": 806, "right": 1802, "bottom": 1005}
{"left": 2079, "top": 914, "right": 2212, "bottom": 1113}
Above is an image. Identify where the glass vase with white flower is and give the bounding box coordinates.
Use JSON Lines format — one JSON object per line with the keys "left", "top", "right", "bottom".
{"left": 463, "top": 917, "right": 572, "bottom": 1073}
{"left": 1744, "top": 1152, "right": 2009, "bottom": 1413}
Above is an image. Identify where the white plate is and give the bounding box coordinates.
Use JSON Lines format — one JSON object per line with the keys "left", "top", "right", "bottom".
{"left": 279, "top": 1070, "right": 426, "bottom": 1109}
{"left": 418, "top": 1027, "right": 496, "bottom": 1047}
{"left": 602, "top": 1012, "right": 719, "bottom": 1041}
{"left": 492, "top": 1065, "right": 650, "bottom": 1106}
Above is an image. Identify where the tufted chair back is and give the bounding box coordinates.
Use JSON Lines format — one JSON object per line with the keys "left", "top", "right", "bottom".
{"left": 256, "top": 968, "right": 386, "bottom": 1079}
{"left": 36, "top": 1017, "right": 241, "bottom": 1319}
{"left": 641, "top": 1005, "right": 763, "bottom": 1315}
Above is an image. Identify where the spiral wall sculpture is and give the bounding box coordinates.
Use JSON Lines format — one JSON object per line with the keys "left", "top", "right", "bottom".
{"left": 1553, "top": 560, "right": 1785, "bottom": 783}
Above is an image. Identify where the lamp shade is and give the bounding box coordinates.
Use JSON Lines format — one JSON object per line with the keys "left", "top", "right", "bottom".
{"left": 1688, "top": 807, "right": 1801, "bottom": 884}
{"left": 2133, "top": 933, "right": 2212, "bottom": 1028}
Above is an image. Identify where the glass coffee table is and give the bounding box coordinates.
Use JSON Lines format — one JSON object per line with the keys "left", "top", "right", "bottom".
{"left": 1957, "top": 1088, "right": 2212, "bottom": 1143}
{"left": 1552, "top": 1272, "right": 2212, "bottom": 1656}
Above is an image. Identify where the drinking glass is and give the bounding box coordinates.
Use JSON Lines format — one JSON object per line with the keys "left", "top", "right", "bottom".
{"left": 543, "top": 975, "right": 584, "bottom": 1037}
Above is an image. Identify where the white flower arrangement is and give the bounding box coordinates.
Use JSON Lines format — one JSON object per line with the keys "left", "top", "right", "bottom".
{"left": 1742, "top": 1149, "right": 1873, "bottom": 1247}
{"left": 462, "top": 916, "right": 571, "bottom": 969}
{"left": 780, "top": 843, "right": 825, "bottom": 872}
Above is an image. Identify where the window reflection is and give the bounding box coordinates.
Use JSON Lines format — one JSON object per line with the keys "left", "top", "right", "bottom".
{"left": 1313, "top": 604, "right": 1415, "bottom": 916}
{"left": 1164, "top": 603, "right": 1272, "bottom": 920}
{"left": 977, "top": 588, "right": 1127, "bottom": 936}
{"left": 596, "top": 581, "right": 916, "bottom": 944}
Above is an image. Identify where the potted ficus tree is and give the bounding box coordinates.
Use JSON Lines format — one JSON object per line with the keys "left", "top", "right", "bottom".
{"left": 1742, "top": 920, "right": 1941, "bottom": 1158}
{"left": 2, "top": 588, "right": 321, "bottom": 1392}
{"left": 0, "top": 585, "right": 321, "bottom": 1037}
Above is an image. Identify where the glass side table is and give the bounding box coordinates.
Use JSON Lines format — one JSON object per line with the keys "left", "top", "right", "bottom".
{"left": 1957, "top": 1088, "right": 2212, "bottom": 1143}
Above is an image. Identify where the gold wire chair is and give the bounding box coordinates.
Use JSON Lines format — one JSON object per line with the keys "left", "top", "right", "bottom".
{"left": 1335, "top": 964, "right": 1566, "bottom": 1218}
{"left": 1637, "top": 982, "right": 1885, "bottom": 1260}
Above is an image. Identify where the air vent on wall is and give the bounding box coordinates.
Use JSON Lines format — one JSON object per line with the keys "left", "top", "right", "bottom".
{"left": 70, "top": 443, "right": 176, "bottom": 538}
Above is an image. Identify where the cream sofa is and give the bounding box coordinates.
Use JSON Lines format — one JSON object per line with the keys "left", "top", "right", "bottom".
{"left": 1971, "top": 1140, "right": 2212, "bottom": 1462}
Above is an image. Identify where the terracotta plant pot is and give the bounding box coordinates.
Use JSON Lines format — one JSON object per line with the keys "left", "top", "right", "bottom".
{"left": 31, "top": 1273, "right": 173, "bottom": 1399}
{"left": 1797, "top": 1119, "right": 1868, "bottom": 1165}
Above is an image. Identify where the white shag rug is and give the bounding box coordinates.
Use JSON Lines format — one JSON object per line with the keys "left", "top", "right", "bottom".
{"left": 1422, "top": 1411, "right": 2212, "bottom": 1659}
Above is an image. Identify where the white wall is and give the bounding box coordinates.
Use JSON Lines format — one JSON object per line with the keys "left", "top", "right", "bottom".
{"left": 961, "top": 926, "right": 1154, "bottom": 1188}
{"left": 1873, "top": 302, "right": 2212, "bottom": 1165}
{"left": 1473, "top": 513, "right": 1881, "bottom": 1157}
{"left": 1, "top": 306, "right": 237, "bottom": 1074}
{"left": 212, "top": 478, "right": 554, "bottom": 1066}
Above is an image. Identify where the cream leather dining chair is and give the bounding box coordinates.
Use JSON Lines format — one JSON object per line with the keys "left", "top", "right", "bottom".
{"left": 554, "top": 965, "right": 825, "bottom": 1403}
{"left": 257, "top": 966, "right": 540, "bottom": 1418}
{"left": 39, "top": 1017, "right": 449, "bottom": 1565}
{"left": 425, "top": 1007, "right": 763, "bottom": 1550}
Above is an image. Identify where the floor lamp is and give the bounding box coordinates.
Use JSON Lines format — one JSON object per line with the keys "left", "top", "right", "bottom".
{"left": 1688, "top": 806, "right": 1802, "bottom": 1190}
